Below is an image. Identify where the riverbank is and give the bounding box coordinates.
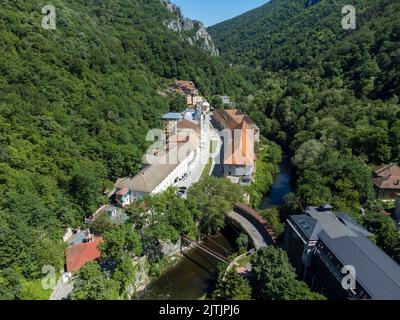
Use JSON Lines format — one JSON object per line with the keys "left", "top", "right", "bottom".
{"left": 247, "top": 141, "right": 282, "bottom": 208}
{"left": 138, "top": 232, "right": 235, "bottom": 300}
{"left": 260, "top": 157, "right": 294, "bottom": 209}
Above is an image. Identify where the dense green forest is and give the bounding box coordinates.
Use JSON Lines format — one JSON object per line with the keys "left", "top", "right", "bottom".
{"left": 209, "top": 0, "right": 400, "bottom": 262}
{"left": 209, "top": 0, "right": 400, "bottom": 208}
{"left": 1, "top": 0, "right": 400, "bottom": 300}
{"left": 0, "top": 0, "right": 250, "bottom": 298}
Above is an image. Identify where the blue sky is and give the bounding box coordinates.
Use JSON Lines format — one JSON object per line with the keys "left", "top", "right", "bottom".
{"left": 171, "top": 0, "right": 269, "bottom": 27}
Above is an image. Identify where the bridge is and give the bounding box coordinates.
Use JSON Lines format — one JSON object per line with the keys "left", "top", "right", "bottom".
{"left": 181, "top": 235, "right": 232, "bottom": 264}
{"left": 227, "top": 203, "right": 277, "bottom": 249}
{"left": 181, "top": 203, "right": 277, "bottom": 264}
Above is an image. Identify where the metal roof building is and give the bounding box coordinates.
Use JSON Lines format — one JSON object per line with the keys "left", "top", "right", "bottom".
{"left": 286, "top": 206, "right": 400, "bottom": 300}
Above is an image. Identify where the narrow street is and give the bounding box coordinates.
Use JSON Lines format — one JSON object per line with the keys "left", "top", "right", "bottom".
{"left": 50, "top": 278, "right": 73, "bottom": 300}
{"left": 177, "top": 113, "right": 220, "bottom": 188}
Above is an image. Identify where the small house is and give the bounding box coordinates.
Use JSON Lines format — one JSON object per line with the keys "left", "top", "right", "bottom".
{"left": 115, "top": 187, "right": 132, "bottom": 207}
{"left": 65, "top": 237, "right": 103, "bottom": 273}
{"left": 373, "top": 164, "right": 400, "bottom": 199}
{"left": 106, "top": 206, "right": 118, "bottom": 218}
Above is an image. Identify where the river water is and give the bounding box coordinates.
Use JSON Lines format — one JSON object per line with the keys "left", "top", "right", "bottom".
{"left": 139, "top": 233, "right": 234, "bottom": 300}
{"left": 139, "top": 158, "right": 293, "bottom": 300}
{"left": 260, "top": 157, "right": 293, "bottom": 208}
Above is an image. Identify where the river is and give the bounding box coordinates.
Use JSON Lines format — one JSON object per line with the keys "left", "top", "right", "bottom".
{"left": 139, "top": 158, "right": 293, "bottom": 300}
{"left": 260, "top": 157, "right": 294, "bottom": 208}
{"left": 139, "top": 232, "right": 234, "bottom": 300}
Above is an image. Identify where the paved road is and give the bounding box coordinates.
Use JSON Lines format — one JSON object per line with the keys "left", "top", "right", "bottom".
{"left": 178, "top": 114, "right": 212, "bottom": 189}
{"left": 208, "top": 115, "right": 223, "bottom": 176}
{"left": 49, "top": 278, "right": 74, "bottom": 300}
{"left": 227, "top": 211, "right": 269, "bottom": 249}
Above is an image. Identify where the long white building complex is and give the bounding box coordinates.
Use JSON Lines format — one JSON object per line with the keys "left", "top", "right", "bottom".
{"left": 113, "top": 100, "right": 208, "bottom": 207}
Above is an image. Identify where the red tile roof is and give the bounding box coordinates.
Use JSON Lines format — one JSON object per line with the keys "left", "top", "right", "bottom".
{"left": 65, "top": 237, "right": 103, "bottom": 273}
{"left": 116, "top": 187, "right": 129, "bottom": 196}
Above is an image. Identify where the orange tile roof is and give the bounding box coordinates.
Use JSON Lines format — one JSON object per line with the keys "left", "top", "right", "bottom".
{"left": 65, "top": 237, "right": 103, "bottom": 273}
{"left": 214, "top": 109, "right": 255, "bottom": 166}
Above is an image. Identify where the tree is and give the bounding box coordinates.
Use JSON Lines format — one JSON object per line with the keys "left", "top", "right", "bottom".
{"left": 363, "top": 212, "right": 400, "bottom": 264}
{"left": 236, "top": 234, "right": 249, "bottom": 254}
{"left": 70, "top": 161, "right": 107, "bottom": 215}
{"left": 280, "top": 193, "right": 303, "bottom": 221}
{"left": 247, "top": 141, "right": 282, "bottom": 207}
{"left": 169, "top": 93, "right": 187, "bottom": 112}
{"left": 34, "top": 233, "right": 66, "bottom": 272}
{"left": 91, "top": 212, "right": 115, "bottom": 236}
{"left": 128, "top": 188, "right": 196, "bottom": 238}
{"left": 186, "top": 177, "right": 243, "bottom": 235}
{"left": 212, "top": 267, "right": 252, "bottom": 300}
{"left": 71, "top": 262, "right": 120, "bottom": 300}
{"left": 100, "top": 225, "right": 142, "bottom": 262}
{"left": 251, "top": 247, "right": 325, "bottom": 300}
{"left": 292, "top": 139, "right": 325, "bottom": 172}
{"left": 0, "top": 268, "right": 24, "bottom": 300}
{"left": 260, "top": 207, "right": 284, "bottom": 236}
{"left": 296, "top": 148, "right": 375, "bottom": 215}
{"left": 112, "top": 254, "right": 136, "bottom": 296}
{"left": 211, "top": 96, "right": 223, "bottom": 109}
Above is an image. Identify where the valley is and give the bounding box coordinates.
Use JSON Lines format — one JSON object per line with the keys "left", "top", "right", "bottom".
{"left": 0, "top": 0, "right": 400, "bottom": 302}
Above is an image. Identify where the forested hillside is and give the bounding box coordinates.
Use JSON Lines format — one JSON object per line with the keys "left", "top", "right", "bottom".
{"left": 210, "top": 0, "right": 399, "bottom": 102}
{"left": 209, "top": 0, "right": 400, "bottom": 260}
{"left": 209, "top": 0, "right": 400, "bottom": 202}
{"left": 0, "top": 0, "right": 248, "bottom": 298}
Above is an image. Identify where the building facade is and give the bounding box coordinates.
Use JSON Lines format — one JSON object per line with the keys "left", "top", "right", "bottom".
{"left": 112, "top": 109, "right": 203, "bottom": 206}
{"left": 212, "top": 109, "right": 259, "bottom": 184}
{"left": 284, "top": 206, "right": 400, "bottom": 300}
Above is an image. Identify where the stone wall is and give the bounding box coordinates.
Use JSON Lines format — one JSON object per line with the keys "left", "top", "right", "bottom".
{"left": 130, "top": 239, "right": 183, "bottom": 298}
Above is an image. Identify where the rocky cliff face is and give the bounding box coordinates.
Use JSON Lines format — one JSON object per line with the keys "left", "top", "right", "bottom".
{"left": 160, "top": 0, "right": 219, "bottom": 56}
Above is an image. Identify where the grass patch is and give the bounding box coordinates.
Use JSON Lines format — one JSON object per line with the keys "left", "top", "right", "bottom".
{"left": 21, "top": 279, "right": 52, "bottom": 300}
{"left": 210, "top": 139, "right": 218, "bottom": 154}
{"left": 201, "top": 157, "right": 212, "bottom": 179}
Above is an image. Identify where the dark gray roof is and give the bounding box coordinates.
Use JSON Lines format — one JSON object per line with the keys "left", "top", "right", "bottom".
{"left": 337, "top": 213, "right": 373, "bottom": 237}
{"left": 319, "top": 231, "right": 400, "bottom": 300}
{"left": 289, "top": 215, "right": 321, "bottom": 241}
{"left": 305, "top": 207, "right": 356, "bottom": 238}
{"left": 296, "top": 207, "right": 400, "bottom": 299}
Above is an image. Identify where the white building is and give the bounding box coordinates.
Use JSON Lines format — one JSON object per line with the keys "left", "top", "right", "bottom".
{"left": 114, "top": 121, "right": 201, "bottom": 205}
